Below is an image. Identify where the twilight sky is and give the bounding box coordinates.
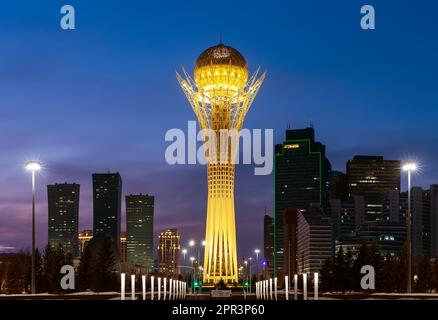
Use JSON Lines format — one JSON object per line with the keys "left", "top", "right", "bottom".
{"left": 0, "top": 0, "right": 437, "bottom": 258}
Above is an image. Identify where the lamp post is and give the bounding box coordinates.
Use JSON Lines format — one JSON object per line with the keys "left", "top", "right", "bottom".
{"left": 25, "top": 160, "right": 42, "bottom": 294}
{"left": 403, "top": 162, "right": 417, "bottom": 294}
{"left": 182, "top": 248, "right": 187, "bottom": 262}
{"left": 254, "top": 249, "right": 260, "bottom": 277}
{"left": 190, "top": 256, "right": 195, "bottom": 293}
{"left": 248, "top": 257, "right": 253, "bottom": 293}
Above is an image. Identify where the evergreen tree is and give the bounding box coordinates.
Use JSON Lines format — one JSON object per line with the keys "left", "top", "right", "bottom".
{"left": 77, "top": 244, "right": 93, "bottom": 291}
{"left": 35, "top": 248, "right": 45, "bottom": 293}
{"left": 6, "top": 250, "right": 30, "bottom": 293}
{"left": 415, "top": 255, "right": 432, "bottom": 292}
{"left": 320, "top": 259, "right": 334, "bottom": 292}
{"left": 90, "top": 237, "right": 117, "bottom": 292}
{"left": 334, "top": 246, "right": 347, "bottom": 292}
{"left": 44, "top": 244, "right": 67, "bottom": 293}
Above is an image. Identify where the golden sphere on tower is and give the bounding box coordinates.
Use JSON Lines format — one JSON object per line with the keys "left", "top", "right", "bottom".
{"left": 194, "top": 44, "right": 249, "bottom": 99}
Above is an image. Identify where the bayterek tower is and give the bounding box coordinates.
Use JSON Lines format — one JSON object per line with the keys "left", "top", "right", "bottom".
{"left": 177, "top": 43, "right": 265, "bottom": 284}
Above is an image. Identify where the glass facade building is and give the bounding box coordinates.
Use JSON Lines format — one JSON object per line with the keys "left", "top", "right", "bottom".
{"left": 92, "top": 173, "right": 122, "bottom": 252}
{"left": 347, "top": 156, "right": 400, "bottom": 221}
{"left": 47, "top": 183, "right": 80, "bottom": 257}
{"left": 274, "top": 127, "right": 330, "bottom": 276}
{"left": 126, "top": 194, "right": 154, "bottom": 270}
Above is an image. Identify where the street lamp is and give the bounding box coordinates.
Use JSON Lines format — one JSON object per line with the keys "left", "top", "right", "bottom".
{"left": 189, "top": 240, "right": 195, "bottom": 247}
{"left": 182, "top": 248, "right": 187, "bottom": 262}
{"left": 248, "top": 257, "right": 253, "bottom": 293}
{"left": 254, "top": 249, "right": 260, "bottom": 277}
{"left": 190, "top": 256, "right": 196, "bottom": 293}
{"left": 403, "top": 162, "right": 417, "bottom": 294}
{"left": 25, "top": 160, "right": 42, "bottom": 294}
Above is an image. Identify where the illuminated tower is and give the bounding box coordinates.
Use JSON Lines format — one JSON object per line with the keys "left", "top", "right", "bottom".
{"left": 177, "top": 44, "right": 265, "bottom": 284}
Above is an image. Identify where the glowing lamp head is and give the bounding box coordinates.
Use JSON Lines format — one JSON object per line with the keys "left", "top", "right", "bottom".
{"left": 189, "top": 240, "right": 195, "bottom": 247}
{"left": 182, "top": 249, "right": 187, "bottom": 254}
{"left": 25, "top": 161, "right": 42, "bottom": 172}
{"left": 194, "top": 44, "right": 248, "bottom": 99}
{"left": 402, "top": 162, "right": 417, "bottom": 172}
{"left": 254, "top": 249, "right": 260, "bottom": 255}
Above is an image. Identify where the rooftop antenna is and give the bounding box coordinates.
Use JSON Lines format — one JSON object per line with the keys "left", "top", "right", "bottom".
{"left": 286, "top": 122, "right": 291, "bottom": 129}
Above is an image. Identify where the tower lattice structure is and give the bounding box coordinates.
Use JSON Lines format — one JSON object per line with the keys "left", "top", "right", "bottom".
{"left": 177, "top": 44, "right": 265, "bottom": 284}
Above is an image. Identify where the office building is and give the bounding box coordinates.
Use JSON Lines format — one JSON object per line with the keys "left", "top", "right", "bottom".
{"left": 274, "top": 127, "right": 331, "bottom": 276}
{"left": 296, "top": 207, "right": 333, "bottom": 274}
{"left": 47, "top": 183, "right": 80, "bottom": 257}
{"left": 330, "top": 171, "right": 348, "bottom": 201}
{"left": 126, "top": 194, "right": 154, "bottom": 270}
{"left": 358, "top": 221, "right": 406, "bottom": 256}
{"left": 92, "top": 173, "right": 122, "bottom": 251}
{"left": 263, "top": 214, "right": 275, "bottom": 276}
{"left": 330, "top": 195, "right": 365, "bottom": 244}
{"left": 347, "top": 156, "right": 400, "bottom": 221}
{"left": 157, "top": 229, "right": 180, "bottom": 276}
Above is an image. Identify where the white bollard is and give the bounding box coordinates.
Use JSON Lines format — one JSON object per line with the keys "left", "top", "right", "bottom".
{"left": 151, "top": 276, "right": 155, "bottom": 300}
{"left": 303, "top": 273, "right": 307, "bottom": 300}
{"left": 269, "top": 278, "right": 273, "bottom": 300}
{"left": 180, "top": 281, "right": 183, "bottom": 299}
{"left": 294, "top": 274, "right": 298, "bottom": 300}
{"left": 131, "top": 275, "right": 135, "bottom": 300}
{"left": 121, "top": 273, "right": 126, "bottom": 301}
{"left": 176, "top": 281, "right": 179, "bottom": 299}
{"left": 274, "top": 277, "right": 278, "bottom": 300}
{"left": 285, "top": 276, "right": 289, "bottom": 300}
{"left": 142, "top": 275, "right": 146, "bottom": 300}
{"left": 262, "top": 281, "right": 265, "bottom": 299}
{"left": 314, "top": 273, "right": 319, "bottom": 300}
{"left": 184, "top": 282, "right": 187, "bottom": 298}
{"left": 164, "top": 278, "right": 167, "bottom": 300}
{"left": 169, "top": 279, "right": 173, "bottom": 300}
{"left": 265, "top": 280, "right": 268, "bottom": 300}
{"left": 158, "top": 277, "right": 161, "bottom": 300}
{"left": 256, "top": 282, "right": 259, "bottom": 299}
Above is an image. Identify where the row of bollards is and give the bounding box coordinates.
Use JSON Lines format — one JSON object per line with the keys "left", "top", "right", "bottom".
{"left": 256, "top": 273, "right": 318, "bottom": 300}
{"left": 120, "top": 273, "right": 187, "bottom": 300}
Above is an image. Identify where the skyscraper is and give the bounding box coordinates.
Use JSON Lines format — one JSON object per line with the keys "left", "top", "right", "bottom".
{"left": 347, "top": 156, "right": 400, "bottom": 221}
{"left": 330, "top": 171, "right": 348, "bottom": 201}
{"left": 274, "top": 127, "right": 331, "bottom": 276}
{"left": 263, "top": 214, "right": 274, "bottom": 276}
{"left": 157, "top": 229, "right": 180, "bottom": 277}
{"left": 47, "top": 183, "right": 80, "bottom": 257}
{"left": 126, "top": 194, "right": 154, "bottom": 270}
{"left": 296, "top": 207, "right": 333, "bottom": 274}
{"left": 177, "top": 44, "right": 265, "bottom": 284}
{"left": 92, "top": 173, "right": 122, "bottom": 252}
{"left": 404, "top": 187, "right": 431, "bottom": 257}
